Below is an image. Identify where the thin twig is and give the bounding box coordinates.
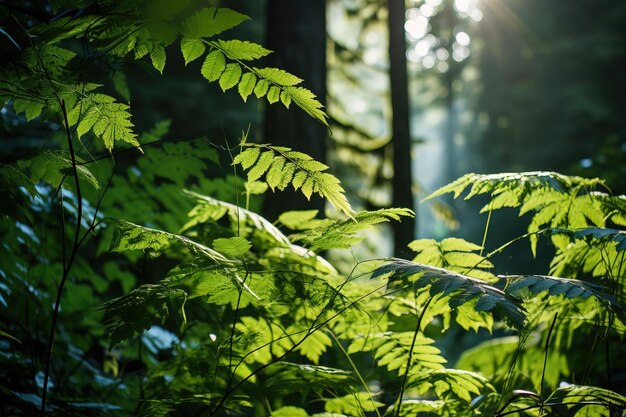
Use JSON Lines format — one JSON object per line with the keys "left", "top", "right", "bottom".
{"left": 40, "top": 101, "right": 83, "bottom": 416}
{"left": 394, "top": 296, "right": 433, "bottom": 417}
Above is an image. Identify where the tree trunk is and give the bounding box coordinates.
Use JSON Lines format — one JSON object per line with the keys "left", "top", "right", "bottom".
{"left": 263, "top": 0, "right": 327, "bottom": 220}
{"left": 388, "top": 0, "right": 416, "bottom": 256}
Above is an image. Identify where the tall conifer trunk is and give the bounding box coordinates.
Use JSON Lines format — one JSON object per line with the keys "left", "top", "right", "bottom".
{"left": 388, "top": 0, "right": 416, "bottom": 256}
{"left": 263, "top": 1, "right": 327, "bottom": 220}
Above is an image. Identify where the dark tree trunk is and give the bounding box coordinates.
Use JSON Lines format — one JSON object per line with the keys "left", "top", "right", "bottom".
{"left": 388, "top": 0, "right": 416, "bottom": 256}
{"left": 263, "top": 0, "right": 327, "bottom": 220}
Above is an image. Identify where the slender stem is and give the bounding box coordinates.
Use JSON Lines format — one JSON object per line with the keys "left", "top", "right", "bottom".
{"left": 40, "top": 101, "right": 83, "bottom": 416}
{"left": 539, "top": 313, "right": 558, "bottom": 415}
{"left": 329, "top": 331, "right": 382, "bottom": 417}
{"left": 480, "top": 205, "right": 493, "bottom": 258}
{"left": 227, "top": 270, "right": 249, "bottom": 384}
{"left": 394, "top": 296, "right": 433, "bottom": 417}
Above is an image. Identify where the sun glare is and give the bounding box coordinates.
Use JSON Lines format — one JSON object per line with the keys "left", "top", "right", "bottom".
{"left": 405, "top": 0, "right": 481, "bottom": 71}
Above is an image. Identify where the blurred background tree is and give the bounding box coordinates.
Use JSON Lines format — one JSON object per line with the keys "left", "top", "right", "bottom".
{"left": 263, "top": 0, "right": 328, "bottom": 219}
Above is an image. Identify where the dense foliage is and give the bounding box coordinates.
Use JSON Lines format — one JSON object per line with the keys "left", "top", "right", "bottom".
{"left": 1, "top": 1, "right": 625, "bottom": 416}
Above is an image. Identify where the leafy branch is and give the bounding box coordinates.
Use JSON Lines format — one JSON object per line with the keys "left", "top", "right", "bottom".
{"left": 233, "top": 143, "right": 355, "bottom": 218}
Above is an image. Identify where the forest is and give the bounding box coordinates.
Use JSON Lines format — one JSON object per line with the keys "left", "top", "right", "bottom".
{"left": 1, "top": 0, "right": 625, "bottom": 416}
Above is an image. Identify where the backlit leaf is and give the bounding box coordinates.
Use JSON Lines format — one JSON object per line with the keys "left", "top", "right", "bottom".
{"left": 201, "top": 50, "right": 226, "bottom": 82}
{"left": 181, "top": 36, "right": 206, "bottom": 65}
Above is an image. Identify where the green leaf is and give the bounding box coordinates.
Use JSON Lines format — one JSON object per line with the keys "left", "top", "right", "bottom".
{"left": 350, "top": 331, "right": 446, "bottom": 376}
{"left": 244, "top": 180, "right": 268, "bottom": 195}
{"left": 238, "top": 72, "right": 257, "bottom": 101}
{"left": 181, "top": 36, "right": 206, "bottom": 65}
{"left": 232, "top": 146, "right": 260, "bottom": 169}
{"left": 150, "top": 45, "right": 166, "bottom": 73}
{"left": 408, "top": 237, "right": 495, "bottom": 282}
{"left": 550, "top": 226, "right": 626, "bottom": 252}
{"left": 298, "top": 208, "right": 413, "bottom": 251}
{"left": 455, "top": 336, "right": 519, "bottom": 376}
{"left": 270, "top": 406, "right": 309, "bottom": 417}
{"left": 212, "top": 237, "right": 251, "bottom": 257}
{"left": 278, "top": 210, "right": 320, "bottom": 230}
{"left": 20, "top": 150, "right": 99, "bottom": 189}
{"left": 12, "top": 98, "right": 45, "bottom": 121}
{"left": 267, "top": 85, "right": 280, "bottom": 104}
{"left": 217, "top": 39, "right": 271, "bottom": 60}
{"left": 182, "top": 190, "right": 291, "bottom": 246}
{"left": 101, "top": 284, "right": 187, "bottom": 347}
{"left": 219, "top": 63, "right": 242, "bottom": 91}
{"left": 246, "top": 151, "right": 274, "bottom": 181}
{"left": 67, "top": 93, "right": 138, "bottom": 151}
{"left": 181, "top": 7, "right": 250, "bottom": 38}
{"left": 407, "top": 369, "right": 495, "bottom": 402}
{"left": 548, "top": 384, "right": 626, "bottom": 413}
{"left": 393, "top": 400, "right": 446, "bottom": 417}
{"left": 288, "top": 326, "right": 332, "bottom": 364}
{"left": 233, "top": 144, "right": 355, "bottom": 217}
{"left": 283, "top": 86, "right": 328, "bottom": 125}
{"left": 280, "top": 91, "right": 292, "bottom": 108}
{"left": 109, "top": 220, "right": 235, "bottom": 265}
{"left": 254, "top": 79, "right": 269, "bottom": 98}
{"left": 255, "top": 67, "right": 303, "bottom": 86}
{"left": 371, "top": 260, "right": 527, "bottom": 330}
{"left": 424, "top": 172, "right": 603, "bottom": 202}
{"left": 201, "top": 50, "right": 226, "bottom": 82}
{"left": 324, "top": 393, "right": 384, "bottom": 415}
{"left": 503, "top": 274, "right": 626, "bottom": 322}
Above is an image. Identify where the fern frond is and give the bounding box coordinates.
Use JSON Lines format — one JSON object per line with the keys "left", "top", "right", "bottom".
{"left": 549, "top": 226, "right": 626, "bottom": 252}
{"left": 265, "top": 362, "right": 354, "bottom": 398}
{"left": 547, "top": 384, "right": 626, "bottom": 414}
{"left": 235, "top": 316, "right": 293, "bottom": 363}
{"left": 408, "top": 237, "right": 495, "bottom": 282}
{"left": 424, "top": 172, "right": 604, "bottom": 203}
{"left": 19, "top": 150, "right": 99, "bottom": 189}
{"left": 285, "top": 325, "right": 332, "bottom": 364}
{"left": 232, "top": 144, "right": 354, "bottom": 217}
{"left": 163, "top": 264, "right": 258, "bottom": 309}
{"left": 407, "top": 369, "right": 495, "bottom": 402}
{"left": 295, "top": 208, "right": 414, "bottom": 251}
{"left": 197, "top": 40, "right": 328, "bottom": 123}
{"left": 263, "top": 245, "right": 338, "bottom": 276}
{"left": 101, "top": 284, "right": 187, "bottom": 348}
{"left": 182, "top": 190, "right": 291, "bottom": 246}
{"left": 550, "top": 239, "right": 624, "bottom": 281}
{"left": 503, "top": 274, "right": 626, "bottom": 322}
{"left": 348, "top": 331, "right": 446, "bottom": 376}
{"left": 67, "top": 93, "right": 138, "bottom": 151}
{"left": 425, "top": 172, "right": 616, "bottom": 256}
{"left": 371, "top": 259, "right": 526, "bottom": 330}
{"left": 109, "top": 220, "right": 237, "bottom": 265}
